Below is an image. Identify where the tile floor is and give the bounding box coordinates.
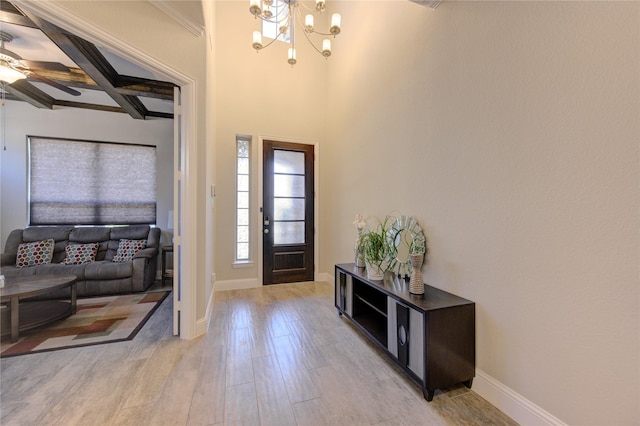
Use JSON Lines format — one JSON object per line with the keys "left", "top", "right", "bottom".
{"left": 0, "top": 281, "right": 517, "bottom": 425}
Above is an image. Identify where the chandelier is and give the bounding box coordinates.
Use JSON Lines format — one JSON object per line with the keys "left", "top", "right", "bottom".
{"left": 249, "top": 0, "right": 342, "bottom": 66}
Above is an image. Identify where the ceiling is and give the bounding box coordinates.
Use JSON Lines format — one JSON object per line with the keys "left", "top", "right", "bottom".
{"left": 1, "top": 1, "right": 176, "bottom": 120}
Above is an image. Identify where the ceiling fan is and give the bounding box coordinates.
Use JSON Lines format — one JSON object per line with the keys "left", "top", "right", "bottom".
{"left": 0, "top": 30, "right": 80, "bottom": 96}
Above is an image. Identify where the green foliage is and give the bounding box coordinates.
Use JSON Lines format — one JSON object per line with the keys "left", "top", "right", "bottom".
{"left": 359, "top": 216, "right": 393, "bottom": 270}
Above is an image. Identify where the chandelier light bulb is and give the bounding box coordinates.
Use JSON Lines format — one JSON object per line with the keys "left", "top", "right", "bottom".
{"left": 305, "top": 14, "right": 314, "bottom": 32}
{"left": 252, "top": 31, "right": 263, "bottom": 50}
{"left": 249, "top": 0, "right": 261, "bottom": 17}
{"left": 322, "top": 39, "right": 331, "bottom": 57}
{"left": 330, "top": 13, "right": 341, "bottom": 36}
{"left": 248, "top": 0, "right": 342, "bottom": 66}
{"left": 288, "top": 47, "right": 297, "bottom": 66}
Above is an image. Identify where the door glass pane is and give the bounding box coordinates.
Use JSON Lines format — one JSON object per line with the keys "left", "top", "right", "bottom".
{"left": 237, "top": 175, "right": 249, "bottom": 191}
{"left": 238, "top": 192, "right": 248, "bottom": 208}
{"left": 273, "top": 221, "right": 305, "bottom": 245}
{"left": 238, "top": 157, "right": 249, "bottom": 174}
{"left": 274, "top": 198, "right": 304, "bottom": 221}
{"left": 274, "top": 150, "right": 304, "bottom": 174}
{"left": 238, "top": 209, "right": 249, "bottom": 225}
{"left": 237, "top": 140, "right": 249, "bottom": 157}
{"left": 238, "top": 225, "right": 249, "bottom": 243}
{"left": 237, "top": 242, "right": 249, "bottom": 260}
{"left": 274, "top": 174, "right": 304, "bottom": 197}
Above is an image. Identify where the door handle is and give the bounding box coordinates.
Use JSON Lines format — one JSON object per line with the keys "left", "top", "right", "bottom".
{"left": 264, "top": 229, "right": 270, "bottom": 234}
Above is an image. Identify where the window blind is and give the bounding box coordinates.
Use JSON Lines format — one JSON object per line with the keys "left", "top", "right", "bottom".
{"left": 28, "top": 136, "right": 157, "bottom": 226}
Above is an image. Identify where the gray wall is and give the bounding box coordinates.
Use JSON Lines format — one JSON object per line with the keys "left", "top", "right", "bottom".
{"left": 0, "top": 101, "right": 174, "bottom": 251}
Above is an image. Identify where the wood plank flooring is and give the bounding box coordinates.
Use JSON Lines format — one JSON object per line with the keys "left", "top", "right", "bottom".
{"left": 0, "top": 281, "right": 517, "bottom": 425}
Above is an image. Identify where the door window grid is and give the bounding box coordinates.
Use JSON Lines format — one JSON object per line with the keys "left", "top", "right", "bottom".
{"left": 273, "top": 149, "right": 305, "bottom": 245}
{"left": 236, "top": 137, "right": 251, "bottom": 262}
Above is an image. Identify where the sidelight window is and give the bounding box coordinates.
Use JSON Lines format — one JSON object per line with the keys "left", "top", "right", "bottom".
{"left": 236, "top": 136, "right": 251, "bottom": 262}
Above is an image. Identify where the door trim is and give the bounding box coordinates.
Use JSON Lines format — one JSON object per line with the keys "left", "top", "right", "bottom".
{"left": 19, "top": 1, "right": 199, "bottom": 339}
{"left": 258, "top": 136, "right": 319, "bottom": 286}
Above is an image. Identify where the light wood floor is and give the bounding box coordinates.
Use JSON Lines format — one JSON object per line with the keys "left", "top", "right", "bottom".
{"left": 0, "top": 281, "right": 516, "bottom": 425}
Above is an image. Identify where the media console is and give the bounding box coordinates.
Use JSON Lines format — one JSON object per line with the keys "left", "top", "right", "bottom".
{"left": 335, "top": 263, "right": 475, "bottom": 401}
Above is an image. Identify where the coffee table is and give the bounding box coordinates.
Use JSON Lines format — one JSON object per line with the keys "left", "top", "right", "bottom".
{"left": 1, "top": 275, "right": 77, "bottom": 343}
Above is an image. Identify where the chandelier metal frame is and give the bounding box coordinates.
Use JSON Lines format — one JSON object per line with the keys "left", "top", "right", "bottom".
{"left": 249, "top": 0, "right": 341, "bottom": 66}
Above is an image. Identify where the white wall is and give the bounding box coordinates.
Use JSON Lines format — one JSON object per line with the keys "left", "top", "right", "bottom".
{"left": 0, "top": 101, "right": 173, "bottom": 248}
{"left": 214, "top": 1, "right": 328, "bottom": 284}
{"left": 324, "top": 1, "right": 639, "bottom": 425}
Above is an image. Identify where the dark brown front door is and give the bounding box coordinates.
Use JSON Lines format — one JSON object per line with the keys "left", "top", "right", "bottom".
{"left": 263, "top": 140, "right": 314, "bottom": 284}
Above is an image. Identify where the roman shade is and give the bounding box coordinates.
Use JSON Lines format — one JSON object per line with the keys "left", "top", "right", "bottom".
{"left": 28, "top": 136, "right": 157, "bottom": 225}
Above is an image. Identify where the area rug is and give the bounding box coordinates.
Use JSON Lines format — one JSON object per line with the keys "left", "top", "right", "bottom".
{"left": 0, "top": 291, "right": 169, "bottom": 358}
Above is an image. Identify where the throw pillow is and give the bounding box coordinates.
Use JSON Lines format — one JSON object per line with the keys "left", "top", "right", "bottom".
{"left": 112, "top": 239, "right": 147, "bottom": 263}
{"left": 16, "top": 239, "right": 55, "bottom": 268}
{"left": 62, "top": 243, "right": 99, "bottom": 265}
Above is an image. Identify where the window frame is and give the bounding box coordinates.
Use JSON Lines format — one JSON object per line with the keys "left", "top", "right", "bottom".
{"left": 27, "top": 135, "right": 157, "bottom": 226}
{"left": 235, "top": 135, "right": 252, "bottom": 264}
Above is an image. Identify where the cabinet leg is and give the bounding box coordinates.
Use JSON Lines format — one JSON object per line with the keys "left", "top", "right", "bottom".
{"left": 423, "top": 388, "right": 434, "bottom": 402}
{"left": 337, "top": 309, "right": 342, "bottom": 316}
{"left": 463, "top": 378, "right": 473, "bottom": 389}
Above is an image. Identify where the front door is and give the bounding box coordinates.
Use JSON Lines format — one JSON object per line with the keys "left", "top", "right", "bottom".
{"left": 263, "top": 140, "right": 314, "bottom": 284}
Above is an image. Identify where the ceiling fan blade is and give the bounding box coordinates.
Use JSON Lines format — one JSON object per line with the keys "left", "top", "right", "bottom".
{"left": 27, "top": 72, "right": 81, "bottom": 96}
{"left": 20, "top": 60, "right": 70, "bottom": 72}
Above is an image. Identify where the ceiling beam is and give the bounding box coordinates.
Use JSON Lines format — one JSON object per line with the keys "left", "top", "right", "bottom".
{"left": 5, "top": 79, "right": 54, "bottom": 109}
{"left": 51, "top": 100, "right": 173, "bottom": 119}
{"left": 2, "top": 93, "right": 173, "bottom": 119}
{"left": 19, "top": 9, "right": 149, "bottom": 119}
{"left": 0, "top": 1, "right": 36, "bottom": 28}
{"left": 3, "top": 2, "right": 175, "bottom": 119}
{"left": 27, "top": 68, "right": 175, "bottom": 100}
{"left": 114, "top": 76, "right": 175, "bottom": 100}
{"left": 0, "top": 9, "right": 36, "bottom": 28}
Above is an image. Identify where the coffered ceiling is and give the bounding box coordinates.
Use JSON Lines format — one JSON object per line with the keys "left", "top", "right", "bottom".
{"left": 1, "top": 1, "right": 176, "bottom": 119}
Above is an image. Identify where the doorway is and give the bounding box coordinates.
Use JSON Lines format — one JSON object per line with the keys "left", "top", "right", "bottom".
{"left": 17, "top": 1, "right": 200, "bottom": 339}
{"left": 262, "top": 140, "right": 315, "bottom": 284}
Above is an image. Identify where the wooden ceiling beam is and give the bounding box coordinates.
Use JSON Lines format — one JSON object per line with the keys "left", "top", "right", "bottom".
{"left": 27, "top": 68, "right": 175, "bottom": 100}
{"left": 114, "top": 76, "right": 175, "bottom": 100}
{"left": 26, "top": 68, "right": 97, "bottom": 89}
{"left": 4, "top": 79, "right": 54, "bottom": 109}
{"left": 19, "top": 9, "right": 149, "bottom": 119}
{"left": 0, "top": 10, "right": 37, "bottom": 28}
{"left": 52, "top": 100, "right": 173, "bottom": 119}
{"left": 3, "top": 2, "right": 174, "bottom": 119}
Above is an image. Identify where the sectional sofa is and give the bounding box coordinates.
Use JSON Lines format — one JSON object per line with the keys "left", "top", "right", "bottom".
{"left": 1, "top": 225, "right": 160, "bottom": 298}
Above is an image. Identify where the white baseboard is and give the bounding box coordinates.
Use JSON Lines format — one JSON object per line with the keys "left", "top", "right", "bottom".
{"left": 318, "top": 272, "right": 332, "bottom": 284}
{"left": 195, "top": 273, "right": 216, "bottom": 336}
{"left": 474, "top": 369, "right": 567, "bottom": 426}
{"left": 214, "top": 278, "right": 260, "bottom": 291}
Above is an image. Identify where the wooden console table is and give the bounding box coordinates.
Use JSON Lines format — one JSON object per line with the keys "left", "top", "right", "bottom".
{"left": 335, "top": 263, "right": 475, "bottom": 401}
